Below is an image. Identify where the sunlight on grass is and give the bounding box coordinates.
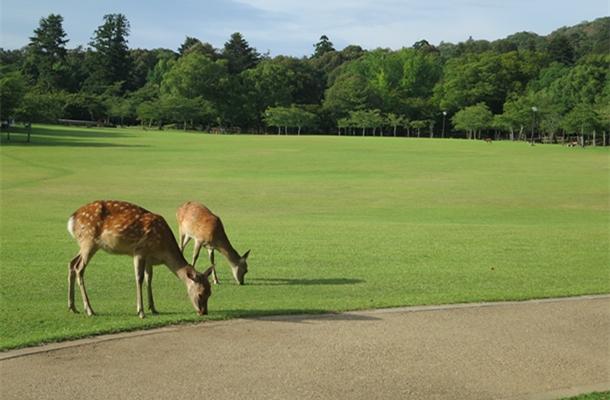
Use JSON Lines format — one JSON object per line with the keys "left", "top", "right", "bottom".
{"left": 1, "top": 125, "right": 608, "bottom": 350}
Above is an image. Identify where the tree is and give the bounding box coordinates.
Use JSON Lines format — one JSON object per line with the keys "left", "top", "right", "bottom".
{"left": 27, "top": 14, "right": 70, "bottom": 92}
{"left": 263, "top": 106, "right": 291, "bottom": 134}
{"left": 451, "top": 102, "right": 493, "bottom": 139}
{"left": 105, "top": 95, "right": 133, "bottom": 126}
{"left": 183, "top": 41, "right": 221, "bottom": 60}
{"left": 386, "top": 113, "right": 405, "bottom": 137}
{"left": 178, "top": 36, "right": 202, "bottom": 56}
{"left": 161, "top": 52, "right": 229, "bottom": 102}
{"left": 129, "top": 48, "right": 161, "bottom": 90}
{"left": 436, "top": 51, "right": 539, "bottom": 115}
{"left": 561, "top": 103, "right": 602, "bottom": 146}
{"left": 263, "top": 105, "right": 317, "bottom": 135}
{"left": 15, "top": 91, "right": 65, "bottom": 140}
{"left": 241, "top": 62, "right": 296, "bottom": 128}
{"left": 0, "top": 71, "right": 26, "bottom": 120}
{"left": 84, "top": 14, "right": 132, "bottom": 93}
{"left": 494, "top": 95, "right": 536, "bottom": 141}
{"left": 340, "top": 47, "right": 441, "bottom": 117}
{"left": 410, "top": 120, "right": 428, "bottom": 138}
{"left": 547, "top": 35, "right": 574, "bottom": 65}
{"left": 289, "top": 106, "right": 317, "bottom": 135}
{"left": 270, "top": 56, "right": 326, "bottom": 105}
{"left": 549, "top": 54, "right": 610, "bottom": 109}
{"left": 312, "top": 35, "right": 335, "bottom": 58}
{"left": 347, "top": 109, "right": 383, "bottom": 136}
{"left": 323, "top": 72, "right": 381, "bottom": 119}
{"left": 161, "top": 95, "right": 215, "bottom": 131}
{"left": 158, "top": 51, "right": 230, "bottom": 128}
{"left": 223, "top": 32, "right": 260, "bottom": 74}
{"left": 63, "top": 92, "right": 105, "bottom": 121}
{"left": 136, "top": 99, "right": 162, "bottom": 128}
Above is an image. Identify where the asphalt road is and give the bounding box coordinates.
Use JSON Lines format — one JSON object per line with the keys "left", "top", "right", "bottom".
{"left": 1, "top": 295, "right": 609, "bottom": 400}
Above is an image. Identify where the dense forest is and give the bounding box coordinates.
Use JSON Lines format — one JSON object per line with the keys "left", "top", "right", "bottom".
{"left": 1, "top": 14, "right": 609, "bottom": 143}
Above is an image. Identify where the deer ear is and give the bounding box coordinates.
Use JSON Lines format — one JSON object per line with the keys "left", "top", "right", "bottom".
{"left": 203, "top": 265, "right": 215, "bottom": 278}
{"left": 186, "top": 268, "right": 197, "bottom": 281}
{"left": 242, "top": 250, "right": 251, "bottom": 261}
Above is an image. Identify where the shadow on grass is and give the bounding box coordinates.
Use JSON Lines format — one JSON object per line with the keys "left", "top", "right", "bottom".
{"left": 252, "top": 278, "right": 365, "bottom": 286}
{"left": 0, "top": 126, "right": 149, "bottom": 148}
{"left": 218, "top": 309, "right": 381, "bottom": 322}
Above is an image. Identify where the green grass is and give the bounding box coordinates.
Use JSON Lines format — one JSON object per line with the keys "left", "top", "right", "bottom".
{"left": 559, "top": 392, "right": 610, "bottom": 400}
{"left": 1, "top": 125, "right": 608, "bottom": 350}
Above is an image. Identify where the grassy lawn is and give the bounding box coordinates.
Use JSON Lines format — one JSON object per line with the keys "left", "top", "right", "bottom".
{"left": 1, "top": 125, "right": 608, "bottom": 350}
{"left": 560, "top": 392, "right": 610, "bottom": 400}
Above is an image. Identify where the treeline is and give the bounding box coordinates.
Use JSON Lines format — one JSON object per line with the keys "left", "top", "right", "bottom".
{"left": 1, "top": 14, "right": 609, "bottom": 142}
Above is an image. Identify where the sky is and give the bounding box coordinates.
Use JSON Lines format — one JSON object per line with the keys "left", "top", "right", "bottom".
{"left": 1, "top": 0, "right": 608, "bottom": 58}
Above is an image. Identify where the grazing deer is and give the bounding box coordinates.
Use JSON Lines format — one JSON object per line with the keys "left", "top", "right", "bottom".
{"left": 177, "top": 201, "right": 250, "bottom": 285}
{"left": 484, "top": 137, "right": 492, "bottom": 144}
{"left": 67, "top": 200, "right": 213, "bottom": 318}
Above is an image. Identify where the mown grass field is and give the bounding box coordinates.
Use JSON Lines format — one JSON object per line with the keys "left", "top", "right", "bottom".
{"left": 1, "top": 125, "right": 608, "bottom": 350}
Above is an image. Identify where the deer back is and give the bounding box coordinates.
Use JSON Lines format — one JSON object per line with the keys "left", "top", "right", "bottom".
{"left": 69, "top": 200, "right": 184, "bottom": 263}
{"left": 177, "top": 201, "right": 230, "bottom": 247}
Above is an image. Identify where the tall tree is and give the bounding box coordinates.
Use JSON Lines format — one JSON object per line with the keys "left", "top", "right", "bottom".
{"left": 27, "top": 14, "right": 70, "bottom": 92}
{"left": 84, "top": 14, "right": 132, "bottom": 93}
{"left": 241, "top": 62, "right": 295, "bottom": 127}
{"left": 223, "top": 32, "right": 260, "bottom": 74}
{"left": 436, "top": 50, "right": 537, "bottom": 115}
{"left": 178, "top": 36, "right": 202, "bottom": 56}
{"left": 270, "top": 56, "right": 326, "bottom": 105}
{"left": 129, "top": 49, "right": 161, "bottom": 90}
{"left": 323, "top": 72, "right": 381, "bottom": 119}
{"left": 547, "top": 35, "right": 574, "bottom": 65}
{"left": 312, "top": 35, "right": 335, "bottom": 58}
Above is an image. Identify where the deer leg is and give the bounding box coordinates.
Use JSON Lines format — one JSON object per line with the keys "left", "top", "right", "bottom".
{"left": 179, "top": 231, "right": 191, "bottom": 252}
{"left": 208, "top": 248, "right": 219, "bottom": 285}
{"left": 191, "top": 239, "right": 204, "bottom": 267}
{"left": 134, "top": 256, "right": 146, "bottom": 318}
{"left": 145, "top": 263, "right": 158, "bottom": 315}
{"left": 68, "top": 254, "right": 81, "bottom": 314}
{"left": 69, "top": 248, "right": 97, "bottom": 316}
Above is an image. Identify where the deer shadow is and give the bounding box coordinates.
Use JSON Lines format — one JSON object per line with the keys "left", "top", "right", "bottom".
{"left": 250, "top": 278, "right": 364, "bottom": 286}
{"left": 218, "top": 308, "right": 381, "bottom": 323}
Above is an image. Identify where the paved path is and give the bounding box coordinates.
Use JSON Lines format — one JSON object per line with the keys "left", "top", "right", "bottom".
{"left": 1, "top": 295, "right": 609, "bottom": 400}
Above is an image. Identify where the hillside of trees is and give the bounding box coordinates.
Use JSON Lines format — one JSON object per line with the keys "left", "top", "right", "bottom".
{"left": 1, "top": 14, "right": 608, "bottom": 143}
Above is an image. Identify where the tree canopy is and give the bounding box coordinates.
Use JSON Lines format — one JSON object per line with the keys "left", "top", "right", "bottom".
{"left": 1, "top": 13, "right": 608, "bottom": 143}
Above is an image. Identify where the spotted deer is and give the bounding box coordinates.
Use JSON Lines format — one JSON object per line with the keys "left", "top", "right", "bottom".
{"left": 67, "top": 200, "right": 214, "bottom": 318}
{"left": 177, "top": 201, "right": 250, "bottom": 285}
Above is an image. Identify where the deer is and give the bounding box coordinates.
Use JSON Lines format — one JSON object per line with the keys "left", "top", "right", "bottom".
{"left": 67, "top": 200, "right": 214, "bottom": 318}
{"left": 177, "top": 201, "right": 250, "bottom": 285}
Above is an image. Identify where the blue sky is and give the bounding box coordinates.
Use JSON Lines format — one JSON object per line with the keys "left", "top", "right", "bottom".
{"left": 1, "top": 0, "right": 608, "bottom": 57}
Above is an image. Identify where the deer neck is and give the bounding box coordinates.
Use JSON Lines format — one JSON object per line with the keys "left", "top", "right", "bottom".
{"left": 164, "top": 249, "right": 192, "bottom": 281}
{"left": 218, "top": 244, "right": 241, "bottom": 267}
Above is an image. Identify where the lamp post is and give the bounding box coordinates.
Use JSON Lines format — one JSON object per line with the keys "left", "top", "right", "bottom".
{"left": 442, "top": 111, "right": 447, "bottom": 139}
{"left": 530, "top": 106, "right": 537, "bottom": 146}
